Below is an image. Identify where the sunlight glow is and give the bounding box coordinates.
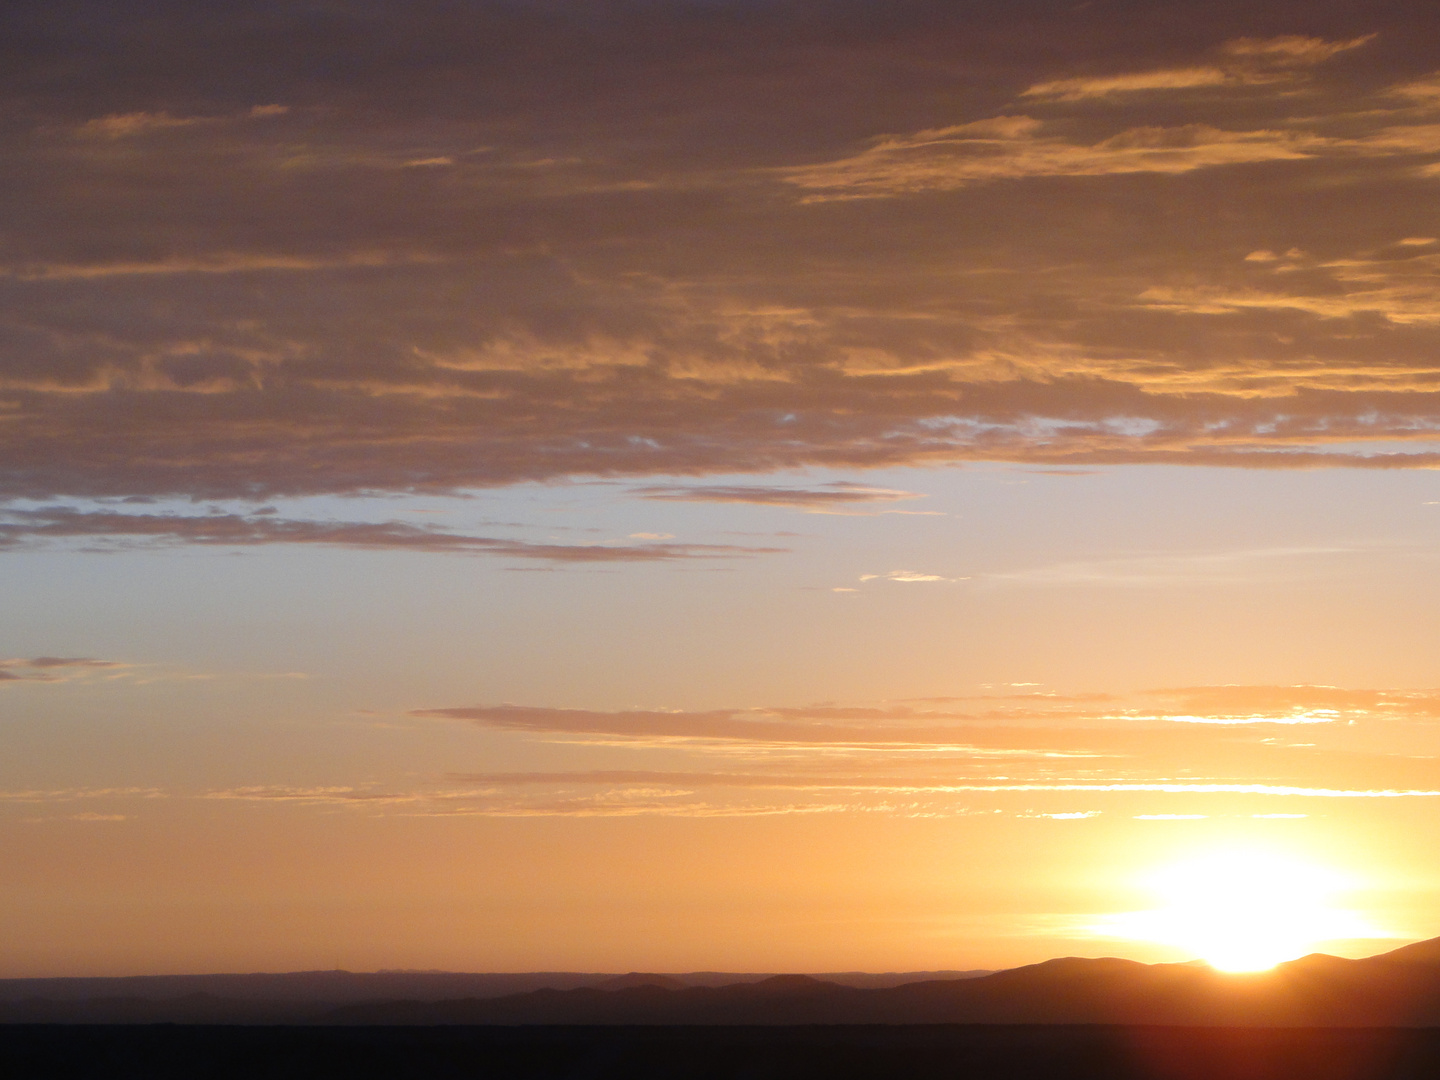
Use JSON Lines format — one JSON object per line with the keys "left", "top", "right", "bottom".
{"left": 1098, "top": 848, "right": 1383, "bottom": 971}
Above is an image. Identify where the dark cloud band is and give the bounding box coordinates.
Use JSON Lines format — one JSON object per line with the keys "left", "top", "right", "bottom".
{"left": 5, "top": 2, "right": 1440, "bottom": 501}
{"left": 0, "top": 508, "right": 786, "bottom": 560}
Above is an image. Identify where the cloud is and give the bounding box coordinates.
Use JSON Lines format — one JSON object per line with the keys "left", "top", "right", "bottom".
{"left": 1021, "top": 68, "right": 1231, "bottom": 102}
{"left": 75, "top": 104, "right": 290, "bottom": 139}
{"left": 0, "top": 786, "right": 162, "bottom": 802}
{"left": 417, "top": 703, "right": 1018, "bottom": 748}
{"left": 1019, "top": 35, "right": 1376, "bottom": 102}
{"left": 1391, "top": 74, "right": 1440, "bottom": 102}
{"left": 413, "top": 801, "right": 853, "bottom": 819}
{"left": 632, "top": 482, "right": 926, "bottom": 512}
{"left": 5, "top": 3, "right": 1440, "bottom": 503}
{"left": 1136, "top": 245, "right": 1440, "bottom": 339}
{"left": 417, "top": 684, "right": 1440, "bottom": 748}
{"left": 978, "top": 546, "right": 1363, "bottom": 588}
{"left": 1220, "top": 34, "right": 1377, "bottom": 67}
{"left": 781, "top": 118, "right": 1325, "bottom": 201}
{"left": 0, "top": 656, "right": 125, "bottom": 684}
{"left": 0, "top": 507, "right": 787, "bottom": 562}
{"left": 202, "top": 785, "right": 419, "bottom": 805}
{"left": 1, "top": 251, "right": 448, "bottom": 282}
{"left": 438, "top": 770, "right": 1440, "bottom": 805}
{"left": 415, "top": 686, "right": 1440, "bottom": 810}
{"left": 14, "top": 656, "right": 118, "bottom": 669}
{"left": 858, "top": 570, "right": 964, "bottom": 583}
{"left": 75, "top": 112, "right": 207, "bottom": 138}
{"left": 15, "top": 674, "right": 1440, "bottom": 818}
{"left": 1142, "top": 684, "right": 1440, "bottom": 723}
{"left": 783, "top": 112, "right": 1440, "bottom": 203}
{"left": 188, "top": 781, "right": 855, "bottom": 818}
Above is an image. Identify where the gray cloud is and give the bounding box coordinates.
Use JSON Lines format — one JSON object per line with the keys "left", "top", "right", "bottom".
{"left": 6, "top": 2, "right": 1440, "bottom": 504}
{"left": 0, "top": 507, "right": 786, "bottom": 561}
{"left": 422, "top": 687, "right": 1440, "bottom": 743}
{"left": 0, "top": 655, "right": 124, "bottom": 683}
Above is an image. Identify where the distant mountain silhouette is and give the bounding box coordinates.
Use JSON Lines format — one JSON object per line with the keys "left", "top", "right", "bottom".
{"left": 5, "top": 941, "right": 1440, "bottom": 1026}
{"left": 0, "top": 968, "right": 986, "bottom": 1024}
{"left": 1370, "top": 938, "right": 1440, "bottom": 965}
{"left": 320, "top": 939, "right": 1440, "bottom": 1028}
{"left": 595, "top": 974, "right": 688, "bottom": 991}
{"left": 0, "top": 968, "right": 986, "bottom": 1007}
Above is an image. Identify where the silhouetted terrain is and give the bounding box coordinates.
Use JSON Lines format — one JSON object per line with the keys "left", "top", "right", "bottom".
{"left": 321, "top": 948, "right": 1440, "bottom": 1027}
{"left": 8, "top": 944, "right": 1440, "bottom": 1078}
{"left": 4, "top": 1024, "right": 1440, "bottom": 1080}
{"left": 5, "top": 939, "right": 1440, "bottom": 1028}
{"left": 0, "top": 969, "right": 988, "bottom": 1024}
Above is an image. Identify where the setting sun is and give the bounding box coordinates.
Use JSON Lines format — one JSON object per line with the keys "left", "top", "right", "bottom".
{"left": 1101, "top": 849, "right": 1385, "bottom": 971}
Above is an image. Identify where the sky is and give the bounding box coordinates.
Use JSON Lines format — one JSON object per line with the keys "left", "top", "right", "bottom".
{"left": 4, "top": 0, "right": 1440, "bottom": 977}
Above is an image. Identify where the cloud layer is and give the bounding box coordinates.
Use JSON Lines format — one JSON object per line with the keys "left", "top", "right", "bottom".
{"left": 399, "top": 685, "right": 1440, "bottom": 815}
{"left": 12, "top": 682, "right": 1435, "bottom": 819}
{"left": 5, "top": 3, "right": 1440, "bottom": 504}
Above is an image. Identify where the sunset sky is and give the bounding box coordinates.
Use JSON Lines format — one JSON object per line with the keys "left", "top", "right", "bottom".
{"left": 5, "top": 0, "right": 1440, "bottom": 978}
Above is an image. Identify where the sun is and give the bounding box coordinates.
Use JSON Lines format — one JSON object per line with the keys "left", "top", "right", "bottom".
{"left": 1100, "top": 848, "right": 1380, "bottom": 972}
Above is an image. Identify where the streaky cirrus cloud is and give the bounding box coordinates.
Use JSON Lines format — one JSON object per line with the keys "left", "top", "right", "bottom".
{"left": 402, "top": 684, "right": 1440, "bottom": 815}
{"left": 442, "top": 770, "right": 1440, "bottom": 801}
{"left": 0, "top": 507, "right": 786, "bottom": 562}
{"left": 781, "top": 118, "right": 1325, "bottom": 200}
{"left": 631, "top": 481, "right": 927, "bottom": 512}
{"left": 858, "top": 570, "right": 965, "bottom": 583}
{"left": 74, "top": 104, "right": 288, "bottom": 139}
{"left": 417, "top": 685, "right": 1440, "bottom": 748}
{"left": 0, "top": 656, "right": 124, "bottom": 684}
{"left": 1019, "top": 33, "right": 1376, "bottom": 101}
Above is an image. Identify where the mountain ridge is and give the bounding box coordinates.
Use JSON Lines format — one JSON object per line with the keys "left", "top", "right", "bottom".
{"left": 4, "top": 940, "right": 1440, "bottom": 1026}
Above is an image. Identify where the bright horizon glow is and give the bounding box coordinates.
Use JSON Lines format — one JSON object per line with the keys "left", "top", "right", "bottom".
{"left": 1098, "top": 848, "right": 1387, "bottom": 972}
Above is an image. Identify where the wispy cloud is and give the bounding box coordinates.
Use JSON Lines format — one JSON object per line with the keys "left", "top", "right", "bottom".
{"left": 1021, "top": 68, "right": 1231, "bottom": 102}
{"left": 0, "top": 656, "right": 125, "bottom": 684}
{"left": 75, "top": 105, "right": 288, "bottom": 139}
{"left": 412, "top": 686, "right": 1440, "bottom": 815}
{"left": 1220, "top": 34, "right": 1377, "bottom": 67}
{"left": 782, "top": 117, "right": 1325, "bottom": 201}
{"left": 978, "top": 546, "right": 1362, "bottom": 588}
{"left": 0, "top": 786, "right": 164, "bottom": 802}
{"left": 12, "top": 670, "right": 1440, "bottom": 822}
{"left": 1, "top": 251, "right": 447, "bottom": 282}
{"left": 632, "top": 482, "right": 927, "bottom": 513}
{"left": 1019, "top": 34, "right": 1376, "bottom": 102}
{"left": 0, "top": 507, "right": 787, "bottom": 562}
{"left": 420, "top": 685, "right": 1440, "bottom": 748}
{"left": 857, "top": 570, "right": 967, "bottom": 583}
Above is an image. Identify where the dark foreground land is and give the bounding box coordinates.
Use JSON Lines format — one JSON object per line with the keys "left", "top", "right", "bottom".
{"left": 5, "top": 1025, "right": 1440, "bottom": 1080}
